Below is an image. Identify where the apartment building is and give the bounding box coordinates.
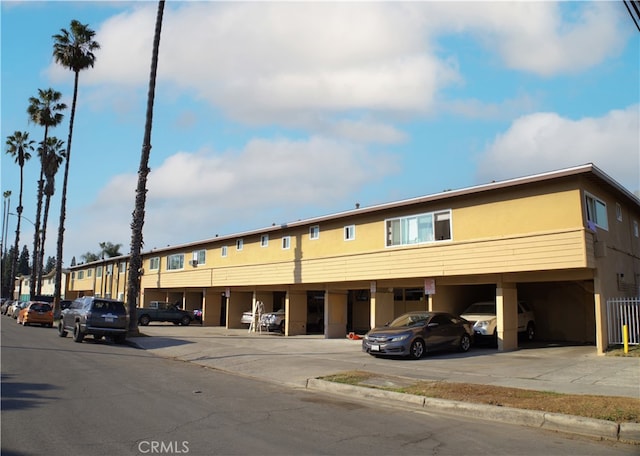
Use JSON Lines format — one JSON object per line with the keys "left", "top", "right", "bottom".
{"left": 67, "top": 164, "right": 640, "bottom": 354}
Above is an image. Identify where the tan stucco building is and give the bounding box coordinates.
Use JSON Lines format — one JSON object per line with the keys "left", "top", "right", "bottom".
{"left": 66, "top": 164, "right": 640, "bottom": 354}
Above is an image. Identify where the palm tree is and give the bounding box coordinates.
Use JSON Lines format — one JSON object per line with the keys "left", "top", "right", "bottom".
{"left": 127, "top": 1, "right": 165, "bottom": 335}
{"left": 27, "top": 88, "right": 66, "bottom": 299}
{"left": 100, "top": 241, "right": 122, "bottom": 258}
{"left": 52, "top": 20, "right": 100, "bottom": 315}
{"left": 5, "top": 131, "right": 35, "bottom": 299}
{"left": 36, "top": 136, "right": 65, "bottom": 295}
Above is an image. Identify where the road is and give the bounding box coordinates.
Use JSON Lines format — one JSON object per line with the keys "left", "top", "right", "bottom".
{"left": 1, "top": 318, "right": 636, "bottom": 456}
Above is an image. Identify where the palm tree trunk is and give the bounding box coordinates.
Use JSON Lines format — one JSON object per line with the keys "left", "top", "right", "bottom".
{"left": 9, "top": 165, "right": 25, "bottom": 300}
{"left": 53, "top": 76, "right": 78, "bottom": 315}
{"left": 127, "top": 0, "right": 165, "bottom": 335}
{"left": 31, "top": 132, "right": 47, "bottom": 300}
{"left": 37, "top": 188, "right": 52, "bottom": 295}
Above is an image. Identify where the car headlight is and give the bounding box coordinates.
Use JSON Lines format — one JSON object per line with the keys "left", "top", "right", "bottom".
{"left": 391, "top": 334, "right": 410, "bottom": 342}
{"left": 474, "top": 320, "right": 490, "bottom": 329}
{"left": 363, "top": 333, "right": 370, "bottom": 341}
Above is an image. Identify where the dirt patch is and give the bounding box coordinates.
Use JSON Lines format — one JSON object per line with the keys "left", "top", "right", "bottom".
{"left": 321, "top": 371, "right": 640, "bottom": 423}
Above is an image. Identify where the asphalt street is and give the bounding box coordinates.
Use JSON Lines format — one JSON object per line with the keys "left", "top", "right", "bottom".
{"left": 127, "top": 324, "right": 640, "bottom": 444}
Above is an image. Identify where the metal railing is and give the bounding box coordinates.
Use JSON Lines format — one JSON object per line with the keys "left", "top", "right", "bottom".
{"left": 607, "top": 297, "right": 640, "bottom": 345}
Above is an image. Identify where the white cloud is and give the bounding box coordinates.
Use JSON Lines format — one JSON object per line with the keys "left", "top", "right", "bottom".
{"left": 422, "top": 2, "right": 628, "bottom": 77}
{"left": 476, "top": 105, "right": 640, "bottom": 193}
{"left": 76, "top": 135, "right": 399, "bottom": 252}
{"left": 45, "top": 2, "right": 627, "bottom": 129}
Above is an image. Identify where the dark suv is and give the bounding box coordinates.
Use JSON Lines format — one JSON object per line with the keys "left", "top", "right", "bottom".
{"left": 58, "top": 297, "right": 128, "bottom": 343}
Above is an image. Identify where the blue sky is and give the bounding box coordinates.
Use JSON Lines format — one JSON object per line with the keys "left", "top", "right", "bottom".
{"left": 1, "top": 1, "right": 639, "bottom": 266}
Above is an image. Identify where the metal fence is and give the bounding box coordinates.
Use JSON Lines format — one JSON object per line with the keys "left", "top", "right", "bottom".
{"left": 607, "top": 297, "right": 640, "bottom": 345}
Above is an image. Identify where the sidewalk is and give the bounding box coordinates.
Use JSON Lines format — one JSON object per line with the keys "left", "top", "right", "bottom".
{"left": 127, "top": 324, "right": 640, "bottom": 443}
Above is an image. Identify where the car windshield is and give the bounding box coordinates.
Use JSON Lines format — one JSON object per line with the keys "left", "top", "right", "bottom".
{"left": 93, "top": 300, "right": 126, "bottom": 314}
{"left": 388, "top": 313, "right": 430, "bottom": 328}
{"left": 464, "top": 303, "right": 496, "bottom": 314}
{"left": 31, "top": 303, "right": 51, "bottom": 311}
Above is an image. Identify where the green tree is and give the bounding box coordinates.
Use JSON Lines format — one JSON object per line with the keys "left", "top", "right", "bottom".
{"left": 27, "top": 88, "right": 66, "bottom": 299}
{"left": 2, "top": 246, "right": 17, "bottom": 297}
{"left": 52, "top": 19, "right": 100, "bottom": 315}
{"left": 81, "top": 251, "right": 99, "bottom": 263}
{"left": 18, "top": 245, "right": 31, "bottom": 275}
{"left": 36, "top": 136, "right": 65, "bottom": 295}
{"left": 127, "top": 1, "right": 165, "bottom": 335}
{"left": 5, "top": 131, "right": 35, "bottom": 299}
{"left": 44, "top": 256, "right": 55, "bottom": 274}
{"left": 100, "top": 241, "right": 122, "bottom": 258}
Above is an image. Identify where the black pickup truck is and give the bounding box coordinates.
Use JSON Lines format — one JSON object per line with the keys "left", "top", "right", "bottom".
{"left": 136, "top": 301, "right": 192, "bottom": 326}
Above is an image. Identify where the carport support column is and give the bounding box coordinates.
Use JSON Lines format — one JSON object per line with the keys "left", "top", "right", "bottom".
{"left": 326, "top": 290, "right": 347, "bottom": 339}
{"left": 496, "top": 282, "right": 518, "bottom": 352}
{"left": 285, "top": 290, "right": 306, "bottom": 336}
{"left": 593, "top": 273, "right": 607, "bottom": 355}
{"left": 370, "top": 288, "right": 394, "bottom": 329}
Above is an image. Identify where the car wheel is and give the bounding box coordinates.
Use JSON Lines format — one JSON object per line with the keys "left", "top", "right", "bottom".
{"left": 94, "top": 335, "right": 103, "bottom": 341}
{"left": 526, "top": 322, "right": 535, "bottom": 341}
{"left": 409, "top": 339, "right": 425, "bottom": 359}
{"left": 459, "top": 333, "right": 471, "bottom": 352}
{"left": 180, "top": 316, "right": 191, "bottom": 326}
{"left": 113, "top": 334, "right": 126, "bottom": 344}
{"left": 58, "top": 321, "right": 68, "bottom": 338}
{"left": 279, "top": 321, "right": 285, "bottom": 334}
{"left": 73, "top": 323, "right": 85, "bottom": 343}
{"left": 139, "top": 315, "right": 151, "bottom": 326}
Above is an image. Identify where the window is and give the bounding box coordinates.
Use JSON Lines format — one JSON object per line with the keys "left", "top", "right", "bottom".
{"left": 236, "top": 239, "right": 243, "bottom": 251}
{"left": 221, "top": 246, "right": 228, "bottom": 257}
{"left": 106, "top": 264, "right": 113, "bottom": 275}
{"left": 87, "top": 269, "right": 92, "bottom": 278}
{"left": 585, "top": 193, "right": 608, "bottom": 230}
{"left": 78, "top": 270, "right": 84, "bottom": 279}
{"left": 386, "top": 210, "right": 451, "bottom": 247}
{"left": 71, "top": 272, "right": 75, "bottom": 279}
{"left": 261, "top": 234, "right": 269, "bottom": 247}
{"left": 309, "top": 225, "right": 320, "bottom": 240}
{"left": 616, "top": 203, "right": 622, "bottom": 222}
{"left": 282, "top": 236, "right": 291, "bottom": 250}
{"left": 149, "top": 257, "right": 160, "bottom": 270}
{"left": 193, "top": 249, "right": 206, "bottom": 265}
{"left": 634, "top": 220, "right": 639, "bottom": 238}
{"left": 96, "top": 266, "right": 102, "bottom": 277}
{"left": 119, "top": 261, "right": 126, "bottom": 274}
{"left": 344, "top": 225, "right": 355, "bottom": 241}
{"left": 167, "top": 254, "right": 184, "bottom": 270}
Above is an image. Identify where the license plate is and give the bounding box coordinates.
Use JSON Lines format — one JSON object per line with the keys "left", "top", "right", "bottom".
{"left": 371, "top": 344, "right": 380, "bottom": 351}
{"left": 105, "top": 317, "right": 114, "bottom": 322}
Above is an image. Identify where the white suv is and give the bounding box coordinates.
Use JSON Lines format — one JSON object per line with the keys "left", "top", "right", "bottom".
{"left": 460, "top": 301, "right": 535, "bottom": 344}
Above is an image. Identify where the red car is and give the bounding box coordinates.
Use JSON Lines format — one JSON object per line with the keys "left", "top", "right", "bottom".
{"left": 17, "top": 301, "right": 54, "bottom": 327}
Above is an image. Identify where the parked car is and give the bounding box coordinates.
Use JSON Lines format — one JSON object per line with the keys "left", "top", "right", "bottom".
{"left": 460, "top": 300, "right": 536, "bottom": 344}
{"left": 136, "top": 301, "right": 192, "bottom": 326}
{"left": 17, "top": 301, "right": 53, "bottom": 327}
{"left": 260, "top": 309, "right": 286, "bottom": 333}
{"left": 11, "top": 302, "right": 28, "bottom": 319}
{"left": 240, "top": 310, "right": 254, "bottom": 327}
{"left": 362, "top": 311, "right": 473, "bottom": 359}
{"left": 1, "top": 300, "right": 14, "bottom": 315}
{"left": 58, "top": 296, "right": 128, "bottom": 343}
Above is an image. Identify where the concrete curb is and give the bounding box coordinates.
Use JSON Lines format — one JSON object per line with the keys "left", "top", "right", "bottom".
{"left": 306, "top": 378, "right": 640, "bottom": 445}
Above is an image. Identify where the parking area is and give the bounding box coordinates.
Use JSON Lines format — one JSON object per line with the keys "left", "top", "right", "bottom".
{"left": 129, "top": 325, "right": 640, "bottom": 399}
